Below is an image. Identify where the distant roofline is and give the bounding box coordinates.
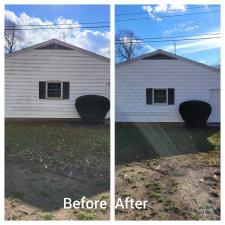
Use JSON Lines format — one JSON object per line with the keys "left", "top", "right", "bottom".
{"left": 116, "top": 49, "right": 220, "bottom": 73}
{"left": 5, "top": 38, "right": 110, "bottom": 62}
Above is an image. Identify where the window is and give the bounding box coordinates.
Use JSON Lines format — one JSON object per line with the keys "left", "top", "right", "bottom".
{"left": 153, "top": 89, "right": 167, "bottom": 104}
{"left": 47, "top": 82, "right": 62, "bottom": 98}
{"left": 39, "top": 81, "right": 70, "bottom": 99}
{"left": 146, "top": 88, "right": 174, "bottom": 105}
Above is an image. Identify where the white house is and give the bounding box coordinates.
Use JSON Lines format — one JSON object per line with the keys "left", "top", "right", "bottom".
{"left": 116, "top": 50, "right": 220, "bottom": 123}
{"left": 5, "top": 39, "right": 110, "bottom": 119}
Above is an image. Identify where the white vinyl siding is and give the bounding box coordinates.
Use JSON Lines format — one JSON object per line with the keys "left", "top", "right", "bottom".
{"left": 5, "top": 49, "right": 110, "bottom": 118}
{"left": 116, "top": 59, "right": 220, "bottom": 122}
{"left": 208, "top": 89, "right": 220, "bottom": 122}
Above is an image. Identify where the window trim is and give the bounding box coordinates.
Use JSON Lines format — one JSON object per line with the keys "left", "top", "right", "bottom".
{"left": 152, "top": 88, "right": 168, "bottom": 105}
{"left": 46, "top": 81, "right": 63, "bottom": 99}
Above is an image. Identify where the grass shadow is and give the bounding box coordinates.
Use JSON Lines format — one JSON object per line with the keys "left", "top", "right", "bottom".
{"left": 115, "top": 122, "right": 220, "bottom": 165}
{"left": 5, "top": 122, "right": 110, "bottom": 212}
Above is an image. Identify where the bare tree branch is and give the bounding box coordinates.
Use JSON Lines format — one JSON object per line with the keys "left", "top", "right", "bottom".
{"left": 115, "top": 30, "right": 144, "bottom": 63}
{"left": 5, "top": 20, "right": 24, "bottom": 53}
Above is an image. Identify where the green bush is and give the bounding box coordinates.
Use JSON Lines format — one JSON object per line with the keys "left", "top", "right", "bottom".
{"left": 75, "top": 95, "right": 110, "bottom": 123}
{"left": 179, "top": 100, "right": 211, "bottom": 127}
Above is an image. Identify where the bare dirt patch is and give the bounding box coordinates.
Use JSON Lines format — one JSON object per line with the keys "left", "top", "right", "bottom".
{"left": 116, "top": 152, "right": 220, "bottom": 220}
{"left": 115, "top": 123, "right": 220, "bottom": 220}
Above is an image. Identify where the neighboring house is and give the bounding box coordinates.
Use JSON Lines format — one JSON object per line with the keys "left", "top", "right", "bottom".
{"left": 116, "top": 49, "right": 220, "bottom": 123}
{"left": 5, "top": 39, "right": 110, "bottom": 119}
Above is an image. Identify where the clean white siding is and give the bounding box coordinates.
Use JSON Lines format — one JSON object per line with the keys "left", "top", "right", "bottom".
{"left": 5, "top": 49, "right": 110, "bottom": 118}
{"left": 116, "top": 59, "right": 220, "bottom": 122}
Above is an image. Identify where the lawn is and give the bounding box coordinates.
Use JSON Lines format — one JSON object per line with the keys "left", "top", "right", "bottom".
{"left": 5, "top": 122, "right": 110, "bottom": 220}
{"left": 115, "top": 123, "right": 220, "bottom": 220}
{"left": 116, "top": 122, "right": 219, "bottom": 164}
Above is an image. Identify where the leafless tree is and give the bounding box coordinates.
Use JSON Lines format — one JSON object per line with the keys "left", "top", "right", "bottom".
{"left": 5, "top": 20, "right": 24, "bottom": 53}
{"left": 115, "top": 30, "right": 144, "bottom": 62}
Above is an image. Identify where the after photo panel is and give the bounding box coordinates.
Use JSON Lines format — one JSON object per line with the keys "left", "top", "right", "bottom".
{"left": 115, "top": 4, "right": 220, "bottom": 220}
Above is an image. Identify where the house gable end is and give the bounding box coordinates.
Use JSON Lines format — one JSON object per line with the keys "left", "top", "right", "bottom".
{"left": 117, "top": 49, "right": 219, "bottom": 72}
{"left": 34, "top": 42, "right": 73, "bottom": 50}
{"left": 142, "top": 53, "right": 177, "bottom": 60}
{"left": 6, "top": 39, "right": 109, "bottom": 62}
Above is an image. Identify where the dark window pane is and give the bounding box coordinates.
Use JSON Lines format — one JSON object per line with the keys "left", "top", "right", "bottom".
{"left": 154, "top": 89, "right": 167, "bottom": 103}
{"left": 48, "top": 83, "right": 60, "bottom": 89}
{"left": 47, "top": 82, "right": 61, "bottom": 98}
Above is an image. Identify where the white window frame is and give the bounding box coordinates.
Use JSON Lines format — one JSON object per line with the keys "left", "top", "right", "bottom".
{"left": 152, "top": 88, "right": 168, "bottom": 105}
{"left": 46, "top": 81, "right": 63, "bottom": 99}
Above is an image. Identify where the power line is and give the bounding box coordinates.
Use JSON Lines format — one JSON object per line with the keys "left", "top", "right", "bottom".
{"left": 115, "top": 36, "right": 220, "bottom": 44}
{"left": 115, "top": 33, "right": 221, "bottom": 41}
{"left": 116, "top": 33, "right": 221, "bottom": 42}
{"left": 5, "top": 6, "right": 219, "bottom": 29}
{"left": 5, "top": 21, "right": 110, "bottom": 27}
{"left": 116, "top": 5, "right": 219, "bottom": 17}
{"left": 116, "top": 10, "right": 220, "bottom": 22}
{"left": 141, "top": 36, "right": 221, "bottom": 43}
{"left": 5, "top": 25, "right": 110, "bottom": 31}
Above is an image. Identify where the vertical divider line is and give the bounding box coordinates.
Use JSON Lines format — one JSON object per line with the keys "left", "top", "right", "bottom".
{"left": 220, "top": 2, "right": 224, "bottom": 222}
{"left": 110, "top": 3, "right": 115, "bottom": 222}
{"left": 0, "top": 0, "right": 4, "bottom": 222}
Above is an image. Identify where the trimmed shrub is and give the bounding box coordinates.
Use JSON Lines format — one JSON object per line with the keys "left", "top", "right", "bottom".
{"left": 179, "top": 100, "right": 211, "bottom": 127}
{"left": 75, "top": 95, "right": 110, "bottom": 123}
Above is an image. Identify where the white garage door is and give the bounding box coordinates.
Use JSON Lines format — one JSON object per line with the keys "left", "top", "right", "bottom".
{"left": 208, "top": 89, "right": 220, "bottom": 123}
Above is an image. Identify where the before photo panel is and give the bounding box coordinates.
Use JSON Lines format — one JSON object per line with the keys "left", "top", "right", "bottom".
{"left": 5, "top": 4, "right": 110, "bottom": 220}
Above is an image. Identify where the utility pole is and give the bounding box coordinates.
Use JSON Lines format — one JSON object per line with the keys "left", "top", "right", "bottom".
{"left": 63, "top": 32, "right": 66, "bottom": 42}
{"left": 173, "top": 41, "right": 176, "bottom": 55}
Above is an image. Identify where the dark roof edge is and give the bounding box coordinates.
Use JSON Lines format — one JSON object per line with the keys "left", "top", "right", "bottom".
{"left": 116, "top": 49, "right": 220, "bottom": 73}
{"left": 5, "top": 39, "right": 110, "bottom": 62}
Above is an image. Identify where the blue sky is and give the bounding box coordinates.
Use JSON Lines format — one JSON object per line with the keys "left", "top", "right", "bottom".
{"left": 5, "top": 5, "right": 110, "bottom": 24}
{"left": 116, "top": 4, "right": 220, "bottom": 66}
{"left": 5, "top": 5, "right": 110, "bottom": 56}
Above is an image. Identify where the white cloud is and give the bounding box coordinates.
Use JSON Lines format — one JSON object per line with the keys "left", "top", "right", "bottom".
{"left": 142, "top": 5, "right": 153, "bottom": 14}
{"left": 163, "top": 33, "right": 220, "bottom": 54}
{"left": 164, "top": 21, "right": 200, "bottom": 35}
{"left": 142, "top": 4, "right": 186, "bottom": 21}
{"left": 168, "top": 4, "right": 186, "bottom": 12}
{"left": 204, "top": 4, "right": 210, "bottom": 11}
{"left": 117, "top": 37, "right": 155, "bottom": 56}
{"left": 119, "top": 36, "right": 142, "bottom": 44}
{"left": 155, "top": 17, "right": 163, "bottom": 22}
{"left": 5, "top": 10, "right": 20, "bottom": 24}
{"left": 5, "top": 10, "right": 110, "bottom": 57}
{"left": 143, "top": 44, "right": 156, "bottom": 53}
{"left": 142, "top": 5, "right": 162, "bottom": 21}
{"left": 98, "top": 47, "right": 110, "bottom": 57}
{"left": 154, "top": 4, "right": 168, "bottom": 13}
